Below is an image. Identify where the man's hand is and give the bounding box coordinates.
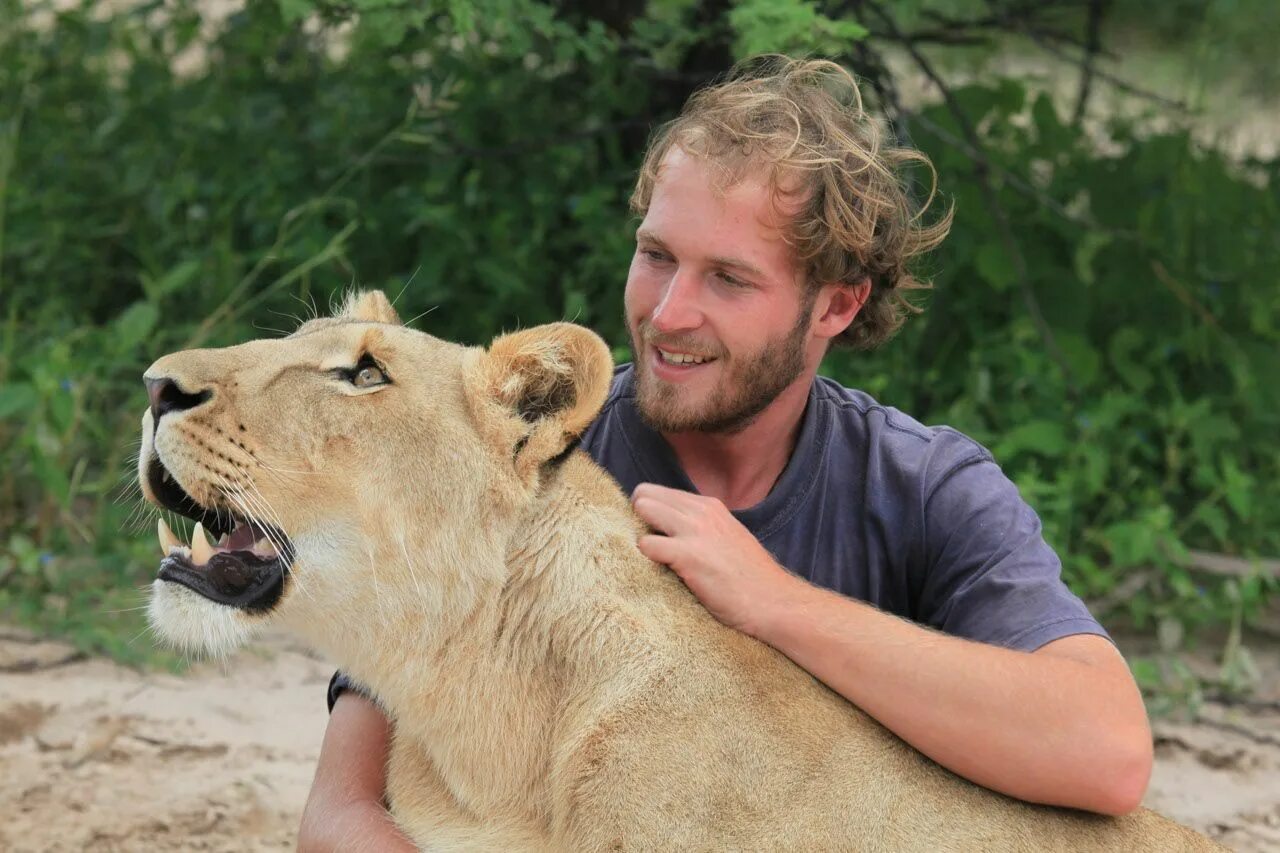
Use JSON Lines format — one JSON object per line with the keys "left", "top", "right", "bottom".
{"left": 631, "top": 482, "right": 799, "bottom": 637}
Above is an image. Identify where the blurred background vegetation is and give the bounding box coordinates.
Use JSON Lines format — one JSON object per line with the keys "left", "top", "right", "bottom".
{"left": 1, "top": 0, "right": 1276, "bottom": 709}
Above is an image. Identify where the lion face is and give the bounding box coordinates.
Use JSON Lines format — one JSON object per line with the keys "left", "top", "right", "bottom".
{"left": 138, "top": 291, "right": 612, "bottom": 658}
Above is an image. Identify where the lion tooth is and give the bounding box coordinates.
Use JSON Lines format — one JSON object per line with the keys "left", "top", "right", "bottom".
{"left": 254, "top": 538, "right": 278, "bottom": 557}
{"left": 191, "top": 522, "right": 215, "bottom": 565}
{"left": 157, "top": 518, "right": 182, "bottom": 555}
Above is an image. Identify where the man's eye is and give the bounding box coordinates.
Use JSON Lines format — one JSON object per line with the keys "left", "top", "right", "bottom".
{"left": 715, "top": 271, "right": 745, "bottom": 287}
{"left": 642, "top": 249, "right": 670, "bottom": 263}
{"left": 351, "top": 365, "right": 387, "bottom": 388}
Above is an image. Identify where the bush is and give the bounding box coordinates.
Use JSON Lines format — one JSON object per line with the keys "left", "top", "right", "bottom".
{"left": 1, "top": 0, "right": 1275, "bottom": 667}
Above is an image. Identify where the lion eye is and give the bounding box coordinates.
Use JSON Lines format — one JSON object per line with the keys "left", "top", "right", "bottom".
{"left": 352, "top": 365, "right": 387, "bottom": 388}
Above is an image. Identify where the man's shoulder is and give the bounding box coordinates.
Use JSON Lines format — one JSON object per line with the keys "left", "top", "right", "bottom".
{"left": 811, "top": 375, "right": 994, "bottom": 489}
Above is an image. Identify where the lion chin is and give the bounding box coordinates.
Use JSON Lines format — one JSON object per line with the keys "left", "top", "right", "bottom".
{"left": 148, "top": 580, "right": 260, "bottom": 659}
{"left": 136, "top": 290, "right": 1219, "bottom": 852}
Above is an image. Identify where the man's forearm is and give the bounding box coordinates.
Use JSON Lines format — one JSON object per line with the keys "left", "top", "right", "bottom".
{"left": 750, "top": 575, "right": 1152, "bottom": 815}
{"left": 299, "top": 693, "right": 417, "bottom": 852}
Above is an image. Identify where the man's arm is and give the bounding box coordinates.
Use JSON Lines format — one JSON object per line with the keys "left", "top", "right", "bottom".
{"left": 298, "top": 692, "right": 416, "bottom": 853}
{"left": 632, "top": 482, "right": 1153, "bottom": 816}
{"left": 756, "top": 579, "right": 1151, "bottom": 814}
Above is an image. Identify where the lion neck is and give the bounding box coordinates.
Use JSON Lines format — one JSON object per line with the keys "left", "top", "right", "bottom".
{"left": 333, "top": 453, "right": 668, "bottom": 822}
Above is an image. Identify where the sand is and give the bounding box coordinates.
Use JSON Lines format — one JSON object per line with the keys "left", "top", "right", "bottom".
{"left": 1, "top": 625, "right": 1277, "bottom": 852}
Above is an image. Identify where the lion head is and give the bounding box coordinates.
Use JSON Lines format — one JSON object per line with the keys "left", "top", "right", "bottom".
{"left": 138, "top": 290, "right": 613, "bottom": 661}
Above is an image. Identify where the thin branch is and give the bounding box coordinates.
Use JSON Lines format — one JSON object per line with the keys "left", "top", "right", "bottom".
{"left": 904, "top": 3, "right": 1184, "bottom": 111}
{"left": 910, "top": 112, "right": 1096, "bottom": 228}
{"left": 1181, "top": 549, "right": 1280, "bottom": 581}
{"left": 853, "top": 36, "right": 1129, "bottom": 240}
{"left": 1149, "top": 260, "right": 1224, "bottom": 333}
{"left": 863, "top": 27, "right": 995, "bottom": 48}
{"left": 1087, "top": 569, "right": 1153, "bottom": 616}
{"left": 1195, "top": 718, "right": 1280, "bottom": 749}
{"left": 915, "top": 2, "right": 1100, "bottom": 54}
{"left": 865, "top": 1, "right": 1079, "bottom": 397}
{"left": 1022, "top": 29, "right": 1189, "bottom": 112}
{"left": 1072, "top": 0, "right": 1110, "bottom": 125}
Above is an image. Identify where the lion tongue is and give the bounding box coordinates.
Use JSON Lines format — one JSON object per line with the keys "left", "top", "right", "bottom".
{"left": 225, "top": 522, "right": 280, "bottom": 559}
{"left": 226, "top": 523, "right": 259, "bottom": 552}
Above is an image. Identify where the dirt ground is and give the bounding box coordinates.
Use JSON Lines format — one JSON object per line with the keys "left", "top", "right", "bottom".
{"left": 2, "top": 625, "right": 1278, "bottom": 851}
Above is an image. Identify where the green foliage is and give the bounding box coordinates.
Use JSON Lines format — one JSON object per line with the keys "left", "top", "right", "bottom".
{"left": 728, "top": 0, "right": 867, "bottom": 58}
{"left": 0, "top": 0, "right": 1275, "bottom": 676}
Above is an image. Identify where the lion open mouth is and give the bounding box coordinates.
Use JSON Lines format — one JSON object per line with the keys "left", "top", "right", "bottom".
{"left": 146, "top": 456, "right": 291, "bottom": 612}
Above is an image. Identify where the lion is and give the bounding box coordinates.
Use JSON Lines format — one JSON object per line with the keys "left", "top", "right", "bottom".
{"left": 138, "top": 290, "right": 1217, "bottom": 851}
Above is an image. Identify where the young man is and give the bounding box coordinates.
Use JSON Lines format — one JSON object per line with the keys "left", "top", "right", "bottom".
{"left": 298, "top": 57, "right": 1152, "bottom": 850}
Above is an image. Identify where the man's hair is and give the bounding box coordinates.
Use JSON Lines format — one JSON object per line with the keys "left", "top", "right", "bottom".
{"left": 631, "top": 55, "right": 952, "bottom": 351}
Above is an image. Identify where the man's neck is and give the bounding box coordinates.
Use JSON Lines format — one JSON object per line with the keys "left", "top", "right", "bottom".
{"left": 661, "top": 369, "right": 816, "bottom": 511}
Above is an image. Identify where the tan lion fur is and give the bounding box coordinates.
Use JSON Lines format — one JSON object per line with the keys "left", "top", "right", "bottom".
{"left": 139, "top": 290, "right": 1218, "bottom": 851}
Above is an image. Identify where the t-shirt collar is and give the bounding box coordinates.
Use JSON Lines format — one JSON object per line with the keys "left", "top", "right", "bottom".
{"left": 612, "top": 364, "right": 831, "bottom": 539}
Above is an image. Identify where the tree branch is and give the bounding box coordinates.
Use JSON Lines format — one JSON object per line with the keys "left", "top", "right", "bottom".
{"left": 1023, "top": 28, "right": 1189, "bottom": 112}
{"left": 864, "top": 1, "right": 1079, "bottom": 397}
{"left": 1072, "top": 0, "right": 1110, "bottom": 125}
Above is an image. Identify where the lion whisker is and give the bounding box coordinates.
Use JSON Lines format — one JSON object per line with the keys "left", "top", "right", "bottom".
{"left": 226, "top": 476, "right": 315, "bottom": 606}
{"left": 397, "top": 531, "right": 426, "bottom": 602}
{"left": 228, "top": 485, "right": 309, "bottom": 605}
{"left": 101, "top": 604, "right": 153, "bottom": 615}
{"left": 402, "top": 305, "right": 439, "bottom": 328}
{"left": 390, "top": 266, "right": 422, "bottom": 311}
{"left": 367, "top": 543, "right": 388, "bottom": 625}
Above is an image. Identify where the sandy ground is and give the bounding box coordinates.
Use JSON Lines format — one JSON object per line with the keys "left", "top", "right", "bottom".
{"left": 2, "top": 625, "right": 1278, "bottom": 851}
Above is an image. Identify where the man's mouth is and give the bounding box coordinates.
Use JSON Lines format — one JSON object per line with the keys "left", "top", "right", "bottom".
{"left": 146, "top": 456, "right": 290, "bottom": 612}
{"left": 656, "top": 346, "right": 715, "bottom": 366}
{"left": 652, "top": 345, "right": 719, "bottom": 375}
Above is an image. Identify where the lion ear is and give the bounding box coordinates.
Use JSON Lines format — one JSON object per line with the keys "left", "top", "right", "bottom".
{"left": 464, "top": 323, "right": 613, "bottom": 482}
{"left": 336, "top": 290, "right": 401, "bottom": 325}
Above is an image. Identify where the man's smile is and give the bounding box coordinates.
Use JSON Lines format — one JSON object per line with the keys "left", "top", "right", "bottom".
{"left": 649, "top": 344, "right": 719, "bottom": 382}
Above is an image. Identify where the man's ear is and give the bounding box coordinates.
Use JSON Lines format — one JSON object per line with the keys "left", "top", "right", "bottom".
{"left": 336, "top": 290, "right": 402, "bottom": 325}
{"left": 463, "top": 323, "right": 613, "bottom": 488}
{"left": 811, "top": 278, "right": 870, "bottom": 341}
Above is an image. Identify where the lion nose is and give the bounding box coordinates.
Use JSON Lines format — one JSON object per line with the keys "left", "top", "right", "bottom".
{"left": 145, "top": 376, "right": 213, "bottom": 422}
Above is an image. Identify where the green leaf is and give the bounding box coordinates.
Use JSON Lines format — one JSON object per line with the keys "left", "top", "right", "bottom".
{"left": 728, "top": 0, "right": 867, "bottom": 58}
{"left": 1055, "top": 334, "right": 1100, "bottom": 387}
{"left": 277, "top": 0, "right": 312, "bottom": 24}
{"left": 1101, "top": 520, "right": 1159, "bottom": 568}
{"left": 995, "top": 420, "right": 1068, "bottom": 459}
{"left": 1031, "top": 93, "right": 1069, "bottom": 150}
{"left": 1107, "top": 328, "right": 1153, "bottom": 392}
{"left": 1071, "top": 231, "right": 1110, "bottom": 286}
{"left": 141, "top": 259, "right": 201, "bottom": 300}
{"left": 1220, "top": 455, "right": 1254, "bottom": 521}
{"left": 0, "top": 383, "right": 37, "bottom": 419}
{"left": 975, "top": 242, "right": 1016, "bottom": 290}
{"left": 113, "top": 302, "right": 159, "bottom": 352}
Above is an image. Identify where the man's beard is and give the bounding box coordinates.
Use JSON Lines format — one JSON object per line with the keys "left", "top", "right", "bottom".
{"left": 629, "top": 293, "right": 815, "bottom": 435}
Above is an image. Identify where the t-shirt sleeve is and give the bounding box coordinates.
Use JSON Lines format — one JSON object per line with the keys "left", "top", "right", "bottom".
{"left": 915, "top": 431, "right": 1109, "bottom": 652}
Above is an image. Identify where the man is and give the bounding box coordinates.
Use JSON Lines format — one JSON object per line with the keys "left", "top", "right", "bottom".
{"left": 298, "top": 57, "right": 1152, "bottom": 850}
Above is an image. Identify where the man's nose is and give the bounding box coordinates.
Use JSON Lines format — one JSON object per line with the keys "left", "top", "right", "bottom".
{"left": 145, "top": 376, "right": 213, "bottom": 423}
{"left": 650, "top": 269, "right": 704, "bottom": 333}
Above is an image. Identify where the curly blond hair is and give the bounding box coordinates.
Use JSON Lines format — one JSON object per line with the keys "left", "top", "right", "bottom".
{"left": 631, "top": 55, "right": 952, "bottom": 350}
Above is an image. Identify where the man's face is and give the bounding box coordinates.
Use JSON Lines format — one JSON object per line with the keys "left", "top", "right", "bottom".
{"left": 625, "top": 148, "right": 818, "bottom": 434}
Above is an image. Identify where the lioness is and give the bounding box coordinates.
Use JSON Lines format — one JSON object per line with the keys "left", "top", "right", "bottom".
{"left": 140, "top": 291, "right": 1215, "bottom": 851}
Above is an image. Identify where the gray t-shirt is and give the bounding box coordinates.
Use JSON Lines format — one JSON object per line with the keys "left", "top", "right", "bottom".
{"left": 327, "top": 364, "right": 1104, "bottom": 710}
{"left": 580, "top": 365, "right": 1106, "bottom": 653}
